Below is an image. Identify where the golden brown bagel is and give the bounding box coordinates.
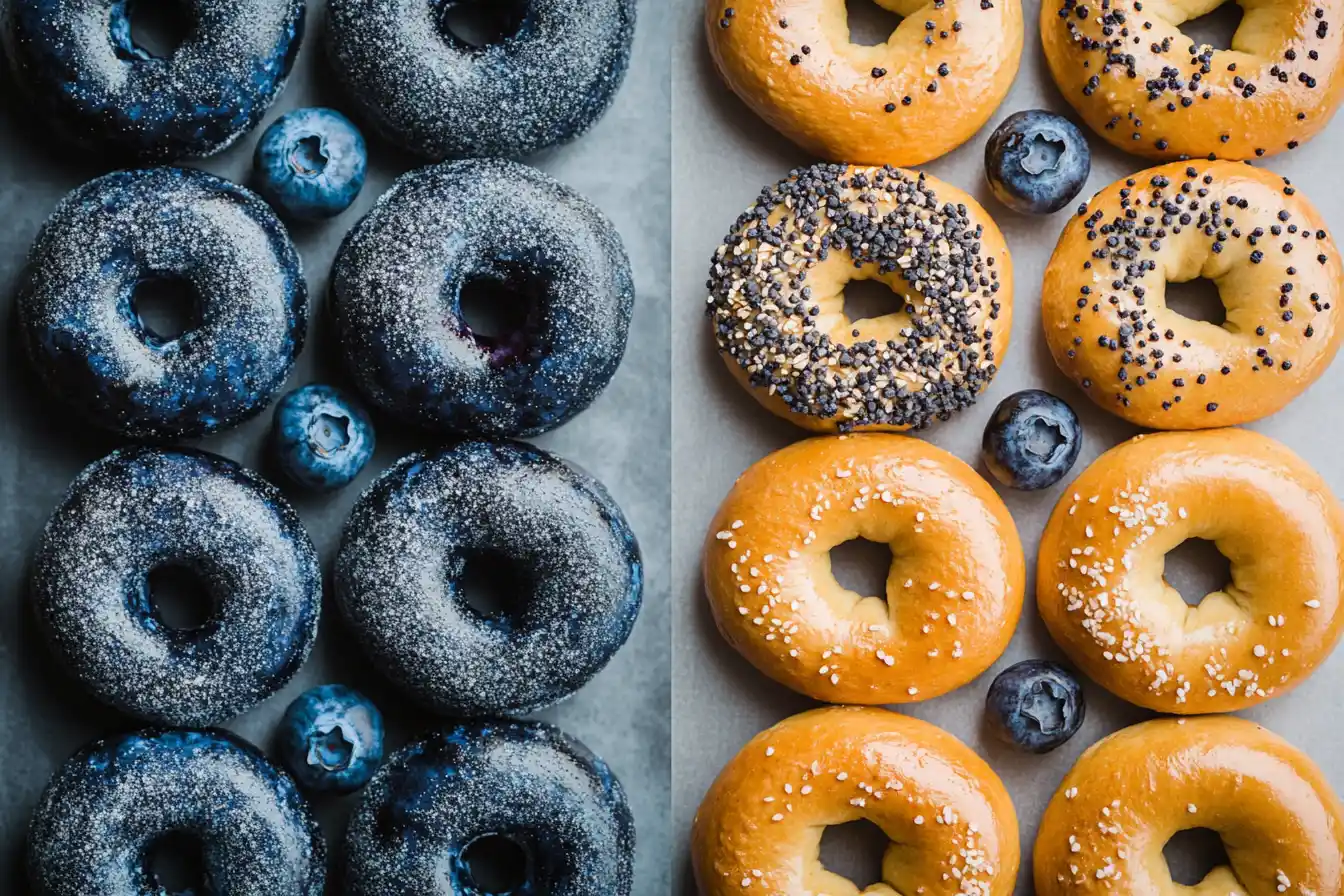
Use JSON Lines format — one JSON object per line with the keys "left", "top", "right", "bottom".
{"left": 1035, "top": 716, "right": 1344, "bottom": 894}
{"left": 706, "top": 0, "right": 1023, "bottom": 165}
{"left": 1042, "top": 160, "right": 1343, "bottom": 429}
{"left": 1040, "top": 0, "right": 1344, "bottom": 160}
{"left": 705, "top": 434, "right": 1024, "bottom": 704}
{"left": 707, "top": 163, "right": 1014, "bottom": 433}
{"left": 693, "top": 706, "right": 1020, "bottom": 895}
{"left": 1037, "top": 428, "right": 1344, "bottom": 713}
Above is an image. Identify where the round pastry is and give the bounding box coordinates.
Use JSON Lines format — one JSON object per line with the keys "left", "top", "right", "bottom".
{"left": 704, "top": 434, "right": 1024, "bottom": 704}
{"left": 1, "top": 0, "right": 304, "bottom": 162}
{"left": 707, "top": 162, "right": 1013, "bottom": 433}
{"left": 705, "top": 0, "right": 1023, "bottom": 166}
{"left": 325, "top": 0, "right": 634, "bottom": 159}
{"left": 1038, "top": 428, "right": 1344, "bottom": 713}
{"left": 27, "top": 728, "right": 325, "bottom": 896}
{"left": 1035, "top": 716, "right": 1344, "bottom": 893}
{"left": 1043, "top": 161, "right": 1342, "bottom": 428}
{"left": 335, "top": 440, "right": 642, "bottom": 716}
{"left": 692, "top": 706, "right": 1019, "bottom": 895}
{"left": 1040, "top": 0, "right": 1344, "bottom": 161}
{"left": 344, "top": 720, "right": 634, "bottom": 896}
{"left": 30, "top": 447, "right": 322, "bottom": 726}
{"left": 331, "top": 158, "right": 634, "bottom": 437}
{"left": 18, "top": 167, "right": 308, "bottom": 440}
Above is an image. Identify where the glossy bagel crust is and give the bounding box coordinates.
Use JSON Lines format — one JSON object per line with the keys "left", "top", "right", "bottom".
{"left": 704, "top": 434, "right": 1024, "bottom": 704}
{"left": 705, "top": 0, "right": 1023, "bottom": 165}
{"left": 1040, "top": 0, "right": 1344, "bottom": 161}
{"left": 708, "top": 163, "right": 1014, "bottom": 433}
{"left": 1042, "top": 161, "right": 1342, "bottom": 429}
{"left": 1035, "top": 717, "right": 1344, "bottom": 894}
{"left": 693, "top": 706, "right": 1019, "bottom": 895}
{"left": 1037, "top": 429, "right": 1344, "bottom": 714}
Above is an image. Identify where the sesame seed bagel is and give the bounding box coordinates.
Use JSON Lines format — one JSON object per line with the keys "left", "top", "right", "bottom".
{"left": 693, "top": 706, "right": 1020, "bottom": 896}
{"left": 1035, "top": 716, "right": 1344, "bottom": 894}
{"left": 708, "top": 163, "right": 1013, "bottom": 433}
{"left": 1040, "top": 0, "right": 1344, "bottom": 160}
{"left": 704, "top": 434, "right": 1024, "bottom": 704}
{"left": 705, "top": 0, "right": 1023, "bottom": 165}
{"left": 1042, "top": 160, "right": 1342, "bottom": 429}
{"left": 1037, "top": 428, "right": 1344, "bottom": 713}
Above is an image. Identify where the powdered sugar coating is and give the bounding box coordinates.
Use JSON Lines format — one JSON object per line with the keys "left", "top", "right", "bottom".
{"left": 324, "top": 0, "right": 633, "bottom": 159}
{"left": 330, "top": 158, "right": 634, "bottom": 437}
{"left": 344, "top": 720, "right": 634, "bottom": 895}
{"left": 335, "top": 440, "right": 642, "bottom": 716}
{"left": 30, "top": 447, "right": 322, "bottom": 726}
{"left": 18, "top": 167, "right": 307, "bottom": 440}
{"left": 27, "top": 728, "right": 324, "bottom": 896}
{"left": 1, "top": 0, "right": 305, "bottom": 161}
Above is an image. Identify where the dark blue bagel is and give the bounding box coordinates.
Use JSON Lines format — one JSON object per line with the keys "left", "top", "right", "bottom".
{"left": 325, "top": 0, "right": 633, "bottom": 159}
{"left": 18, "top": 167, "right": 308, "bottom": 440}
{"left": 1, "top": 0, "right": 304, "bottom": 162}
{"left": 335, "top": 440, "right": 642, "bottom": 716}
{"left": 27, "top": 728, "right": 325, "bottom": 896}
{"left": 344, "top": 720, "right": 634, "bottom": 896}
{"left": 30, "top": 447, "right": 322, "bottom": 726}
{"left": 331, "top": 159, "right": 634, "bottom": 437}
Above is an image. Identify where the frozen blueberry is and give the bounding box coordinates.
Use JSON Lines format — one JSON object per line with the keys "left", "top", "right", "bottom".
{"left": 986, "top": 660, "right": 1085, "bottom": 753}
{"left": 981, "top": 389, "right": 1082, "bottom": 490}
{"left": 278, "top": 684, "right": 385, "bottom": 793}
{"left": 984, "top": 110, "right": 1091, "bottom": 214}
{"left": 271, "top": 384, "right": 376, "bottom": 491}
{"left": 254, "top": 108, "right": 368, "bottom": 220}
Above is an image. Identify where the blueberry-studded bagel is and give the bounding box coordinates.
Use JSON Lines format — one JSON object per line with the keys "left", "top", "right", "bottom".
{"left": 1042, "top": 161, "right": 1342, "bottom": 429}
{"left": 1038, "top": 429, "right": 1344, "bottom": 713}
{"left": 1, "top": 0, "right": 304, "bottom": 162}
{"left": 706, "top": 0, "right": 1023, "bottom": 165}
{"left": 707, "top": 163, "right": 1014, "bottom": 433}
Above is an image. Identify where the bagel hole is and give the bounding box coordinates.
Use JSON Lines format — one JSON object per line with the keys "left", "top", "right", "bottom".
{"left": 1164, "top": 538, "right": 1232, "bottom": 606}
{"left": 1179, "top": 2, "right": 1243, "bottom": 52}
{"left": 132, "top": 276, "right": 203, "bottom": 347}
{"left": 846, "top": 0, "right": 904, "bottom": 45}
{"left": 147, "top": 564, "right": 216, "bottom": 632}
{"left": 842, "top": 279, "right": 902, "bottom": 325}
{"left": 1164, "top": 828, "right": 1231, "bottom": 885}
{"left": 308, "top": 724, "right": 356, "bottom": 772}
{"left": 146, "top": 831, "right": 209, "bottom": 895}
{"left": 457, "top": 266, "right": 544, "bottom": 359}
{"left": 819, "top": 820, "right": 888, "bottom": 890}
{"left": 462, "top": 834, "right": 530, "bottom": 893}
{"left": 830, "top": 538, "right": 894, "bottom": 600}
{"left": 456, "top": 550, "right": 530, "bottom": 626}
{"left": 125, "top": 0, "right": 195, "bottom": 59}
{"left": 309, "top": 412, "right": 352, "bottom": 457}
{"left": 1164, "top": 278, "right": 1227, "bottom": 327}
{"left": 289, "top": 135, "right": 329, "bottom": 177}
{"left": 437, "top": 0, "right": 530, "bottom": 48}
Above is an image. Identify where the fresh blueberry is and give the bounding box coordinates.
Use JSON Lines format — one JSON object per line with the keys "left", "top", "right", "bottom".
{"left": 985, "top": 660, "right": 1085, "bottom": 753}
{"left": 984, "top": 110, "right": 1091, "bottom": 214}
{"left": 254, "top": 108, "right": 368, "bottom": 220}
{"left": 271, "top": 384, "right": 376, "bottom": 491}
{"left": 981, "top": 389, "right": 1082, "bottom": 490}
{"left": 278, "top": 684, "right": 385, "bottom": 793}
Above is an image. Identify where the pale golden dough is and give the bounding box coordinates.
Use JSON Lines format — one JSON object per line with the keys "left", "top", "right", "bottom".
{"left": 1037, "top": 428, "right": 1344, "bottom": 713}
{"left": 1036, "top": 716, "right": 1344, "bottom": 895}
{"left": 694, "top": 706, "right": 1020, "bottom": 896}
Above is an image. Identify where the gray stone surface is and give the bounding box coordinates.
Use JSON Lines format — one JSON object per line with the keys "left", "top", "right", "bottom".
{"left": 672, "top": 0, "right": 1344, "bottom": 892}
{"left": 0, "top": 2, "right": 671, "bottom": 892}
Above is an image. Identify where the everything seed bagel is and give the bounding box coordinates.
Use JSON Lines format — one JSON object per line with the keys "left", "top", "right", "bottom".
{"left": 704, "top": 434, "right": 1024, "bottom": 705}
{"left": 1042, "top": 160, "right": 1342, "bottom": 429}
{"left": 1041, "top": 0, "right": 1344, "bottom": 160}
{"left": 693, "top": 706, "right": 1020, "bottom": 895}
{"left": 1035, "top": 716, "right": 1344, "bottom": 894}
{"left": 1037, "top": 428, "right": 1344, "bottom": 713}
{"left": 707, "top": 162, "right": 1013, "bottom": 433}
{"left": 706, "top": 0, "right": 1023, "bottom": 165}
